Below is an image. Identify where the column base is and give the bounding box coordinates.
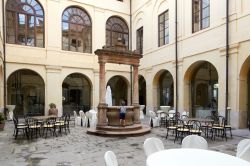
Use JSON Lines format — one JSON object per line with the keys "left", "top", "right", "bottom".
{"left": 132, "top": 104, "right": 140, "bottom": 124}
{"left": 97, "top": 103, "right": 108, "bottom": 126}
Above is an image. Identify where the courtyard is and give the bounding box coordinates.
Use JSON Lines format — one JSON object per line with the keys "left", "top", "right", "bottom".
{"left": 0, "top": 117, "right": 249, "bottom": 166}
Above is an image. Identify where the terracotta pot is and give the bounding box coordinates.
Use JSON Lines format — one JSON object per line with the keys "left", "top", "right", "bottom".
{"left": 0, "top": 123, "right": 5, "bottom": 131}
{"left": 49, "top": 108, "right": 58, "bottom": 116}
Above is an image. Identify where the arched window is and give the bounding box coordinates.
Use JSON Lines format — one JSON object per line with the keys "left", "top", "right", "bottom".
{"left": 6, "top": 0, "right": 44, "bottom": 47}
{"left": 62, "top": 7, "right": 92, "bottom": 53}
{"left": 106, "top": 16, "right": 129, "bottom": 48}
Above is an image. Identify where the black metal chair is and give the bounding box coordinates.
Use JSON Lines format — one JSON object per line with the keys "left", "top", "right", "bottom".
{"left": 166, "top": 117, "right": 178, "bottom": 139}
{"left": 174, "top": 119, "right": 190, "bottom": 143}
{"left": 159, "top": 112, "right": 168, "bottom": 128}
{"left": 43, "top": 117, "right": 56, "bottom": 138}
{"left": 26, "top": 118, "right": 41, "bottom": 139}
{"left": 188, "top": 120, "right": 202, "bottom": 136}
{"left": 13, "top": 117, "right": 28, "bottom": 139}
{"left": 211, "top": 116, "right": 227, "bottom": 141}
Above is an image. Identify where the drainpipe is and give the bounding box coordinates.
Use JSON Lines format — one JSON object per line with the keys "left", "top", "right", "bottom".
{"left": 129, "top": 0, "right": 133, "bottom": 105}
{"left": 225, "top": 0, "right": 229, "bottom": 124}
{"left": 2, "top": 0, "right": 7, "bottom": 117}
{"left": 175, "top": 0, "right": 178, "bottom": 112}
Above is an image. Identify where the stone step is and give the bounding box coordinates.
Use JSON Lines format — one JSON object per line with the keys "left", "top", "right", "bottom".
{"left": 96, "top": 124, "right": 143, "bottom": 132}
{"left": 87, "top": 125, "right": 151, "bottom": 137}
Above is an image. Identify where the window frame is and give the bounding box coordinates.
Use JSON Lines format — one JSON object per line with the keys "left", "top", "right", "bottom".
{"left": 192, "top": 0, "right": 210, "bottom": 33}
{"left": 61, "top": 6, "right": 92, "bottom": 53}
{"left": 106, "top": 16, "right": 129, "bottom": 49}
{"left": 6, "top": 0, "right": 45, "bottom": 47}
{"left": 158, "top": 10, "right": 169, "bottom": 47}
{"left": 136, "top": 26, "right": 143, "bottom": 54}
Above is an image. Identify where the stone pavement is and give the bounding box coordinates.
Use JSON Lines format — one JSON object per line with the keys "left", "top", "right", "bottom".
{"left": 0, "top": 118, "right": 249, "bottom": 166}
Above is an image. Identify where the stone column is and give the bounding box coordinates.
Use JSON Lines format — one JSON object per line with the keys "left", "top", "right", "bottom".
{"left": 97, "top": 61, "right": 107, "bottom": 126}
{"left": 99, "top": 62, "right": 106, "bottom": 104}
{"left": 132, "top": 65, "right": 140, "bottom": 124}
{"left": 46, "top": 66, "right": 62, "bottom": 116}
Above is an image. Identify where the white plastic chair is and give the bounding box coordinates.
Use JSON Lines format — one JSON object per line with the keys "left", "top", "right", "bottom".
{"left": 89, "top": 109, "right": 97, "bottom": 127}
{"left": 139, "top": 105, "right": 145, "bottom": 120}
{"left": 143, "top": 137, "right": 164, "bottom": 157}
{"left": 104, "top": 151, "right": 118, "bottom": 166}
{"left": 79, "top": 110, "right": 86, "bottom": 126}
{"left": 149, "top": 110, "right": 159, "bottom": 127}
{"left": 237, "top": 144, "right": 250, "bottom": 162}
{"left": 181, "top": 111, "right": 189, "bottom": 117}
{"left": 168, "top": 109, "right": 176, "bottom": 118}
{"left": 6, "top": 105, "right": 15, "bottom": 120}
{"left": 236, "top": 139, "right": 250, "bottom": 157}
{"left": 85, "top": 111, "right": 93, "bottom": 127}
{"left": 182, "top": 135, "right": 208, "bottom": 150}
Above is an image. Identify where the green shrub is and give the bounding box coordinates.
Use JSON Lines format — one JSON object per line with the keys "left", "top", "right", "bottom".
{"left": 0, "top": 113, "right": 5, "bottom": 124}
{"left": 49, "top": 103, "right": 56, "bottom": 109}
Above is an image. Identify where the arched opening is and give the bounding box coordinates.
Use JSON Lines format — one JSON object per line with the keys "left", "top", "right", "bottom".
{"left": 158, "top": 70, "right": 174, "bottom": 108}
{"left": 190, "top": 61, "right": 218, "bottom": 118}
{"left": 239, "top": 56, "right": 250, "bottom": 128}
{"left": 62, "top": 73, "right": 91, "bottom": 114}
{"left": 107, "top": 76, "right": 128, "bottom": 106}
{"left": 139, "top": 75, "right": 146, "bottom": 114}
{"left": 7, "top": 69, "right": 45, "bottom": 116}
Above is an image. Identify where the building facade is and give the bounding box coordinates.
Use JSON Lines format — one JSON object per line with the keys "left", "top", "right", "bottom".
{"left": 0, "top": 0, "right": 250, "bottom": 129}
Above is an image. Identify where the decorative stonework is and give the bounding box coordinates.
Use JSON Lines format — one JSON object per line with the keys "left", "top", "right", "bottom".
{"left": 94, "top": 39, "right": 142, "bottom": 127}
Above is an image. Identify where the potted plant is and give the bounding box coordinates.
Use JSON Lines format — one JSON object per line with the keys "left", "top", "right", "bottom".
{"left": 0, "top": 112, "right": 5, "bottom": 131}
{"left": 48, "top": 103, "right": 58, "bottom": 116}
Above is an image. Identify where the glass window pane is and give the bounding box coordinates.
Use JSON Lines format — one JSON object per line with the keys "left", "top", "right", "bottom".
{"left": 159, "top": 38, "right": 164, "bottom": 46}
{"left": 193, "top": 0, "right": 200, "bottom": 13}
{"left": 202, "top": 18, "right": 209, "bottom": 29}
{"left": 158, "top": 10, "right": 168, "bottom": 46}
{"left": 6, "top": 11, "right": 16, "bottom": 44}
{"left": 202, "top": 7, "right": 209, "bottom": 19}
{"left": 159, "top": 15, "right": 164, "bottom": 23}
{"left": 36, "top": 9, "right": 43, "bottom": 16}
{"left": 22, "top": 5, "right": 33, "bottom": 14}
{"left": 18, "top": 14, "right": 26, "bottom": 45}
{"left": 165, "top": 28, "right": 169, "bottom": 36}
{"left": 159, "top": 30, "right": 164, "bottom": 38}
{"left": 6, "top": 0, "right": 44, "bottom": 47}
{"left": 62, "top": 7, "right": 92, "bottom": 52}
{"left": 165, "top": 36, "right": 169, "bottom": 44}
{"left": 18, "top": 14, "right": 26, "bottom": 25}
{"left": 202, "top": 0, "right": 209, "bottom": 8}
{"left": 106, "top": 16, "right": 129, "bottom": 48}
{"left": 62, "top": 22, "right": 69, "bottom": 31}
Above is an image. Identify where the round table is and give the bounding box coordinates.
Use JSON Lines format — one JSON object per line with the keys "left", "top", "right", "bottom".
{"left": 146, "top": 149, "right": 250, "bottom": 166}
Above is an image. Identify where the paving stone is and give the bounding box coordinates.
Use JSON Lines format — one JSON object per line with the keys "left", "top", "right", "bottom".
{"left": 0, "top": 117, "right": 249, "bottom": 166}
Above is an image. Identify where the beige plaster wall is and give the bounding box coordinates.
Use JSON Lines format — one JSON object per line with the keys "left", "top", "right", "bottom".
{"left": 2, "top": 0, "right": 250, "bottom": 128}
{"left": 135, "top": 0, "right": 250, "bottom": 128}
